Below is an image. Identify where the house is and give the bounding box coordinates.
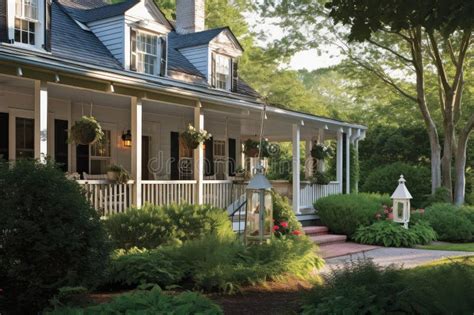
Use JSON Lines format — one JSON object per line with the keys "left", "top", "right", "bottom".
{"left": 0, "top": 0, "right": 366, "bottom": 220}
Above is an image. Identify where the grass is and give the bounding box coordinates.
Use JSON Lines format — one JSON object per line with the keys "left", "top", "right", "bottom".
{"left": 418, "top": 242, "right": 474, "bottom": 252}
{"left": 418, "top": 255, "right": 474, "bottom": 267}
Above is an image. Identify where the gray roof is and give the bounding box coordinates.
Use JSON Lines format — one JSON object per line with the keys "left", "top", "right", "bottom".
{"left": 59, "top": 0, "right": 139, "bottom": 23}
{"left": 168, "top": 28, "right": 226, "bottom": 49}
{"left": 52, "top": 2, "right": 123, "bottom": 69}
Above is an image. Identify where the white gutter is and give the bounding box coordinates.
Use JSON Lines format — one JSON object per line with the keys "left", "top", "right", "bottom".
{"left": 0, "top": 47, "right": 367, "bottom": 130}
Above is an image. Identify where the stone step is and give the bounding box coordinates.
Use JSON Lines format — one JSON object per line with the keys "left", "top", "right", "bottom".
{"left": 310, "top": 234, "right": 347, "bottom": 245}
{"left": 303, "top": 226, "right": 329, "bottom": 236}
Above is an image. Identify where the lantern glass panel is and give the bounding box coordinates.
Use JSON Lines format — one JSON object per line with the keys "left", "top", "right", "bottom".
{"left": 245, "top": 189, "right": 273, "bottom": 242}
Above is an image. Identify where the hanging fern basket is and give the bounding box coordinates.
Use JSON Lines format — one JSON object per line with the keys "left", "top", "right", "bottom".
{"left": 69, "top": 116, "right": 104, "bottom": 145}
{"left": 180, "top": 133, "right": 200, "bottom": 150}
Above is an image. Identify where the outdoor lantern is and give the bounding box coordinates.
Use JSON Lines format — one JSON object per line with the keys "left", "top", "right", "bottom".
{"left": 244, "top": 164, "right": 273, "bottom": 244}
{"left": 391, "top": 175, "right": 413, "bottom": 229}
{"left": 121, "top": 130, "right": 132, "bottom": 147}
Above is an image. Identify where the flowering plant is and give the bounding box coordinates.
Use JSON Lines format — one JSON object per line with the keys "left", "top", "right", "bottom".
{"left": 374, "top": 204, "right": 394, "bottom": 221}
{"left": 273, "top": 220, "right": 302, "bottom": 238}
{"left": 311, "top": 143, "right": 333, "bottom": 160}
{"left": 180, "top": 124, "right": 212, "bottom": 150}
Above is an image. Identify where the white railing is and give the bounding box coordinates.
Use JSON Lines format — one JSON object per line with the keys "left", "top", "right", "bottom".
{"left": 203, "top": 180, "right": 242, "bottom": 209}
{"left": 300, "top": 181, "right": 341, "bottom": 209}
{"left": 142, "top": 180, "right": 196, "bottom": 206}
{"left": 77, "top": 180, "right": 134, "bottom": 216}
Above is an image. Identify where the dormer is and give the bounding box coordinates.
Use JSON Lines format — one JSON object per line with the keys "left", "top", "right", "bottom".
{"left": 170, "top": 0, "right": 243, "bottom": 91}
{"left": 2, "top": 0, "right": 50, "bottom": 51}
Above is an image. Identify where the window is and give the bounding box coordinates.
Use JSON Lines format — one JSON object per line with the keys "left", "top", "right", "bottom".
{"left": 213, "top": 140, "right": 226, "bottom": 180}
{"left": 215, "top": 54, "right": 231, "bottom": 90}
{"left": 135, "top": 31, "right": 159, "bottom": 75}
{"left": 14, "top": 0, "right": 37, "bottom": 45}
{"left": 90, "top": 130, "right": 111, "bottom": 174}
{"left": 16, "top": 117, "right": 34, "bottom": 159}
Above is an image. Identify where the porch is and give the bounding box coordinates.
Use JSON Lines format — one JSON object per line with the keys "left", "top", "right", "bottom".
{"left": 0, "top": 70, "right": 365, "bottom": 216}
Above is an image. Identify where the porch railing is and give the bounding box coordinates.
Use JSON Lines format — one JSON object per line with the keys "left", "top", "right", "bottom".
{"left": 142, "top": 180, "right": 196, "bottom": 206}
{"left": 300, "top": 181, "right": 341, "bottom": 209}
{"left": 77, "top": 180, "right": 134, "bottom": 216}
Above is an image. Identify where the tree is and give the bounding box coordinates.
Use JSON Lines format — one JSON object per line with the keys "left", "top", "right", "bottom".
{"left": 261, "top": 0, "right": 473, "bottom": 204}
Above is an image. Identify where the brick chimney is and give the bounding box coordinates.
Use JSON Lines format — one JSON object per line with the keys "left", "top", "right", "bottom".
{"left": 176, "top": 0, "right": 205, "bottom": 34}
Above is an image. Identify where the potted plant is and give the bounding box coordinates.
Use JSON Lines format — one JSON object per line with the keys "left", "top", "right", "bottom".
{"left": 180, "top": 124, "right": 212, "bottom": 150}
{"left": 311, "top": 143, "right": 333, "bottom": 160}
{"left": 107, "top": 164, "right": 130, "bottom": 184}
{"left": 234, "top": 166, "right": 247, "bottom": 181}
{"left": 309, "top": 171, "right": 330, "bottom": 185}
{"left": 69, "top": 116, "right": 104, "bottom": 145}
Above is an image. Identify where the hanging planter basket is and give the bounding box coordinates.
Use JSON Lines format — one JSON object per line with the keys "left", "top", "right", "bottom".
{"left": 180, "top": 124, "right": 211, "bottom": 150}
{"left": 69, "top": 116, "right": 104, "bottom": 145}
{"left": 311, "top": 144, "right": 333, "bottom": 160}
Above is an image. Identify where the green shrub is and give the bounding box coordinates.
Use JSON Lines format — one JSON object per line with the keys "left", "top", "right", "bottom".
{"left": 0, "top": 160, "right": 109, "bottom": 314}
{"left": 411, "top": 203, "right": 474, "bottom": 242}
{"left": 104, "top": 203, "right": 235, "bottom": 249}
{"left": 361, "top": 162, "right": 431, "bottom": 208}
{"left": 302, "top": 258, "right": 474, "bottom": 314}
{"left": 272, "top": 191, "right": 303, "bottom": 236}
{"left": 46, "top": 287, "right": 223, "bottom": 315}
{"left": 354, "top": 220, "right": 436, "bottom": 247}
{"left": 314, "top": 193, "right": 391, "bottom": 238}
{"left": 103, "top": 235, "right": 323, "bottom": 294}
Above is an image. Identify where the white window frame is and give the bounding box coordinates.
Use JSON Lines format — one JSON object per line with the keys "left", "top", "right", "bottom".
{"left": 89, "top": 129, "right": 112, "bottom": 175}
{"left": 135, "top": 30, "right": 161, "bottom": 76}
{"left": 215, "top": 54, "right": 232, "bottom": 91}
{"left": 7, "top": 0, "right": 45, "bottom": 50}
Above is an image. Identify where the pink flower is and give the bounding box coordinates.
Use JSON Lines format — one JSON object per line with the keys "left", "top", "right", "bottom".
{"left": 388, "top": 213, "right": 394, "bottom": 220}
{"left": 280, "top": 222, "right": 288, "bottom": 228}
{"left": 292, "top": 230, "right": 301, "bottom": 235}
{"left": 375, "top": 213, "right": 382, "bottom": 220}
{"left": 273, "top": 225, "right": 279, "bottom": 231}
{"left": 384, "top": 209, "right": 389, "bottom": 214}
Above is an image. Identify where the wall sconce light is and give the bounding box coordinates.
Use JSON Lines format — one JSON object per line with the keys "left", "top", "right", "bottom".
{"left": 17, "top": 67, "right": 23, "bottom": 77}
{"left": 121, "top": 130, "right": 132, "bottom": 147}
{"left": 54, "top": 74, "right": 60, "bottom": 83}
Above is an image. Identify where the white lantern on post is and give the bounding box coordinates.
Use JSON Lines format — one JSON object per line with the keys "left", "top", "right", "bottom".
{"left": 244, "top": 165, "right": 273, "bottom": 244}
{"left": 391, "top": 175, "right": 412, "bottom": 229}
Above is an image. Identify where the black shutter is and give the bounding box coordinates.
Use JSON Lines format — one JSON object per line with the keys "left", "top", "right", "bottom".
{"left": 130, "top": 28, "right": 137, "bottom": 71}
{"left": 44, "top": 0, "right": 52, "bottom": 51}
{"left": 0, "top": 113, "right": 8, "bottom": 160}
{"left": 159, "top": 36, "right": 167, "bottom": 76}
{"left": 204, "top": 137, "right": 214, "bottom": 176}
{"left": 0, "top": 0, "right": 8, "bottom": 43}
{"left": 54, "top": 119, "right": 68, "bottom": 172}
{"left": 170, "top": 132, "right": 180, "bottom": 180}
{"left": 76, "top": 144, "right": 89, "bottom": 178}
{"left": 231, "top": 59, "right": 238, "bottom": 92}
{"left": 228, "top": 138, "right": 236, "bottom": 176}
{"left": 210, "top": 53, "right": 216, "bottom": 87}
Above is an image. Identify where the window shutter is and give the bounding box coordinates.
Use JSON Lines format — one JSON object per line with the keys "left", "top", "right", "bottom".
{"left": 228, "top": 138, "right": 236, "bottom": 176}
{"left": 0, "top": 113, "right": 9, "bottom": 160}
{"left": 170, "top": 132, "right": 180, "bottom": 180}
{"left": 159, "top": 36, "right": 167, "bottom": 77}
{"left": 76, "top": 144, "right": 90, "bottom": 178}
{"left": 210, "top": 52, "right": 216, "bottom": 87}
{"left": 204, "top": 137, "right": 214, "bottom": 176}
{"left": 54, "top": 119, "right": 68, "bottom": 172}
{"left": 44, "top": 0, "right": 52, "bottom": 51}
{"left": 231, "top": 59, "right": 238, "bottom": 92}
{"left": 130, "top": 28, "right": 137, "bottom": 71}
{"left": 0, "top": 0, "right": 8, "bottom": 43}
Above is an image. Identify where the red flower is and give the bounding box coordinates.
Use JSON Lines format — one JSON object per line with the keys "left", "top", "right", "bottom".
{"left": 292, "top": 230, "right": 301, "bottom": 235}
{"left": 388, "top": 213, "right": 394, "bottom": 220}
{"left": 280, "top": 222, "right": 288, "bottom": 228}
{"left": 273, "top": 225, "right": 279, "bottom": 231}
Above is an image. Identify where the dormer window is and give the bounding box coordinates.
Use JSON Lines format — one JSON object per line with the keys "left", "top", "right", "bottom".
{"left": 14, "top": 0, "right": 40, "bottom": 46}
{"left": 130, "top": 29, "right": 167, "bottom": 76}
{"left": 215, "top": 54, "right": 231, "bottom": 90}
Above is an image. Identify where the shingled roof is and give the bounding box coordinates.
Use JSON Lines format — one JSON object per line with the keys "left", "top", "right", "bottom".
{"left": 59, "top": 0, "right": 139, "bottom": 23}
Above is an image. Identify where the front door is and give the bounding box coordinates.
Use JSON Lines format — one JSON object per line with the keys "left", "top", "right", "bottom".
{"left": 142, "top": 135, "right": 150, "bottom": 180}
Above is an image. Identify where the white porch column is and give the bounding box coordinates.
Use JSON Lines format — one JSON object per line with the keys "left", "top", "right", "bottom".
{"left": 194, "top": 103, "right": 204, "bottom": 205}
{"left": 354, "top": 139, "right": 360, "bottom": 193}
{"left": 34, "top": 81, "right": 48, "bottom": 162}
{"left": 346, "top": 129, "right": 352, "bottom": 194}
{"left": 336, "top": 129, "right": 343, "bottom": 193}
{"left": 317, "top": 128, "right": 326, "bottom": 172}
{"left": 304, "top": 138, "right": 313, "bottom": 179}
{"left": 292, "top": 123, "right": 301, "bottom": 214}
{"left": 131, "top": 97, "right": 143, "bottom": 208}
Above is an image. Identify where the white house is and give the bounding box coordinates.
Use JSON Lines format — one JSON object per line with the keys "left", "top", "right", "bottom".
{"left": 0, "top": 0, "right": 366, "bottom": 220}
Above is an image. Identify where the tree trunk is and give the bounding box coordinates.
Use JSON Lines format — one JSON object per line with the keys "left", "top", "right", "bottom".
{"left": 441, "top": 118, "right": 454, "bottom": 199}
{"left": 454, "top": 115, "right": 474, "bottom": 205}
{"left": 428, "top": 125, "right": 442, "bottom": 193}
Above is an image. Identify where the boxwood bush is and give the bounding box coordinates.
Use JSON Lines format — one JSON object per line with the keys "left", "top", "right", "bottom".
{"left": 46, "top": 287, "right": 223, "bottom": 315}
{"left": 361, "top": 162, "right": 431, "bottom": 208}
{"left": 104, "top": 203, "right": 235, "bottom": 249}
{"left": 354, "top": 221, "right": 436, "bottom": 247}
{"left": 0, "top": 160, "right": 109, "bottom": 314}
{"left": 302, "top": 258, "right": 474, "bottom": 314}
{"left": 314, "top": 193, "right": 391, "bottom": 238}
{"left": 411, "top": 203, "right": 474, "bottom": 242}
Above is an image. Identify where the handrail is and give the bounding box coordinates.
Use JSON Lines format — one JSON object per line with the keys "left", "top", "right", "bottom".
{"left": 142, "top": 180, "right": 197, "bottom": 184}
{"left": 76, "top": 180, "right": 135, "bottom": 184}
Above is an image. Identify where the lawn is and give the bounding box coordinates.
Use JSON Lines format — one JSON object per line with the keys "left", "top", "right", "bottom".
{"left": 418, "top": 242, "right": 474, "bottom": 252}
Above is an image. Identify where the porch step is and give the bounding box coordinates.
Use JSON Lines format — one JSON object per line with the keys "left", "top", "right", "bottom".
{"left": 303, "top": 226, "right": 329, "bottom": 236}
{"left": 310, "top": 234, "right": 347, "bottom": 245}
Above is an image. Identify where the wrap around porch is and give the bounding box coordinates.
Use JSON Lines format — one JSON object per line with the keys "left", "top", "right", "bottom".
{"left": 0, "top": 73, "right": 365, "bottom": 218}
